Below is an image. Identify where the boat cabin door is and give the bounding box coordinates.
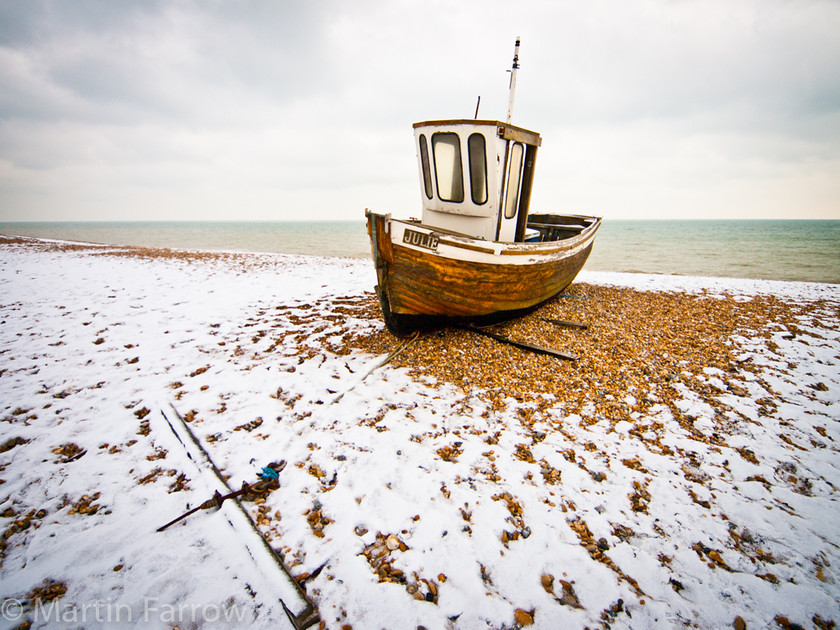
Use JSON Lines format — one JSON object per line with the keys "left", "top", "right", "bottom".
{"left": 496, "top": 138, "right": 538, "bottom": 242}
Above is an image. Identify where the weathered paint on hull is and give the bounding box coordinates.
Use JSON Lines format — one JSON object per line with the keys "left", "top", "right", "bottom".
{"left": 366, "top": 211, "right": 599, "bottom": 336}
{"left": 387, "top": 240, "right": 593, "bottom": 316}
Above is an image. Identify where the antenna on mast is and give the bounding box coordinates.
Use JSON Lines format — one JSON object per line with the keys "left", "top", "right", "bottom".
{"left": 506, "top": 37, "right": 520, "bottom": 124}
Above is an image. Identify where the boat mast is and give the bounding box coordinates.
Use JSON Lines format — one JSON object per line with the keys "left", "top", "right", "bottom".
{"left": 506, "top": 37, "right": 520, "bottom": 124}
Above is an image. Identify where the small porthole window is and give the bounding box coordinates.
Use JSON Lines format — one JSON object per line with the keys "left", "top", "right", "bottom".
{"left": 432, "top": 132, "right": 464, "bottom": 203}
{"left": 468, "top": 133, "right": 487, "bottom": 205}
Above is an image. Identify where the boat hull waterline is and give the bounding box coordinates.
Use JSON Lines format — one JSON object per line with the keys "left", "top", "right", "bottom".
{"left": 366, "top": 210, "right": 601, "bottom": 336}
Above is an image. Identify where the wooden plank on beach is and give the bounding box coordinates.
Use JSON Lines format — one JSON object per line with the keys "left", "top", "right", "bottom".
{"left": 464, "top": 325, "right": 577, "bottom": 361}
{"left": 542, "top": 317, "right": 588, "bottom": 330}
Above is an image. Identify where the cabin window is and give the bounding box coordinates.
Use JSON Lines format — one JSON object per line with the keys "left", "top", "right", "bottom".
{"left": 432, "top": 132, "right": 464, "bottom": 203}
{"left": 419, "top": 134, "right": 433, "bottom": 199}
{"left": 468, "top": 133, "right": 487, "bottom": 205}
{"left": 504, "top": 142, "right": 524, "bottom": 219}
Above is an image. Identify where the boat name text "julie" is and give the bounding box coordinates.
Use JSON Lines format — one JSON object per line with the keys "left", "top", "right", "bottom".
{"left": 403, "top": 229, "right": 439, "bottom": 251}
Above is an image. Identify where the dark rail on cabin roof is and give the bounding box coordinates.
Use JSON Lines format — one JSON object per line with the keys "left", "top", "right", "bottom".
{"left": 411, "top": 119, "right": 543, "bottom": 147}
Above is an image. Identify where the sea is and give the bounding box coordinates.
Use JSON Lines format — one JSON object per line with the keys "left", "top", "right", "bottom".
{"left": 1, "top": 220, "right": 838, "bottom": 284}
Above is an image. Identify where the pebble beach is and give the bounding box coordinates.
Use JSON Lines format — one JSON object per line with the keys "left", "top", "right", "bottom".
{"left": 1, "top": 235, "right": 839, "bottom": 629}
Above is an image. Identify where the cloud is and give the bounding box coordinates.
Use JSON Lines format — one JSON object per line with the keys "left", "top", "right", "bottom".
{"left": 1, "top": 0, "right": 838, "bottom": 222}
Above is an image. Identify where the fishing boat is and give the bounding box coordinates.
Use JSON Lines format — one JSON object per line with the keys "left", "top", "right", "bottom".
{"left": 366, "top": 38, "right": 601, "bottom": 337}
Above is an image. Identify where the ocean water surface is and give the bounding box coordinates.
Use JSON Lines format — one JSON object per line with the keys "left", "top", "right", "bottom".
{"left": 2, "top": 219, "right": 838, "bottom": 284}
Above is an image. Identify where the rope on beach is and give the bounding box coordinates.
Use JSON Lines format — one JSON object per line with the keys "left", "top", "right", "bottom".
{"left": 332, "top": 332, "right": 420, "bottom": 404}
{"left": 258, "top": 466, "right": 280, "bottom": 480}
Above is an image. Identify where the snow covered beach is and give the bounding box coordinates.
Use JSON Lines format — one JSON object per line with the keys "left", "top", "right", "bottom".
{"left": 1, "top": 235, "right": 838, "bottom": 629}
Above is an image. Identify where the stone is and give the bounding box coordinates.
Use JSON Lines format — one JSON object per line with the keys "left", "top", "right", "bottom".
{"left": 513, "top": 609, "right": 533, "bottom": 626}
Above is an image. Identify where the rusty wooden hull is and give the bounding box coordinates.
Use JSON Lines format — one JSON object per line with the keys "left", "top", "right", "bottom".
{"left": 366, "top": 210, "right": 601, "bottom": 336}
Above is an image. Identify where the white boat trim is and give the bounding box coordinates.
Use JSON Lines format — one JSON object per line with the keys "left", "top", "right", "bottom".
{"left": 386, "top": 217, "right": 599, "bottom": 266}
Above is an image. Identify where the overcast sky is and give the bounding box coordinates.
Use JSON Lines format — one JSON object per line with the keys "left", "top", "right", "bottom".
{"left": 1, "top": 0, "right": 839, "bottom": 223}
